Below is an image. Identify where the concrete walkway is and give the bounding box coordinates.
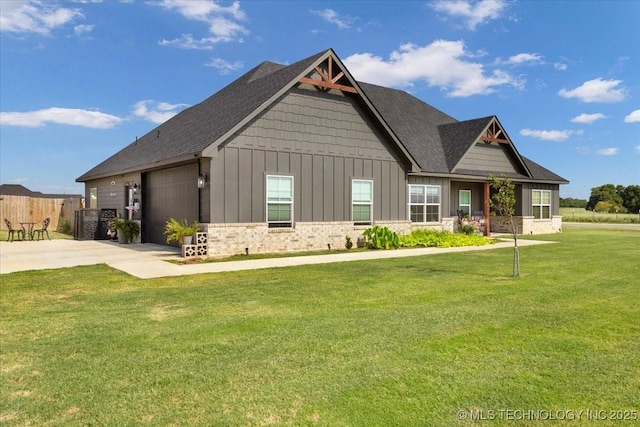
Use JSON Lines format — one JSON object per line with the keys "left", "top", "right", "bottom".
{"left": 0, "top": 238, "right": 553, "bottom": 279}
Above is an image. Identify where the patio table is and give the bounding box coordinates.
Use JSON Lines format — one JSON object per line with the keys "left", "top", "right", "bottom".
{"left": 20, "top": 222, "right": 36, "bottom": 241}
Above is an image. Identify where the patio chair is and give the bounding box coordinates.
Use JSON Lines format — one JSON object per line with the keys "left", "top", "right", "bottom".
{"left": 4, "top": 219, "right": 24, "bottom": 242}
{"left": 32, "top": 217, "right": 51, "bottom": 241}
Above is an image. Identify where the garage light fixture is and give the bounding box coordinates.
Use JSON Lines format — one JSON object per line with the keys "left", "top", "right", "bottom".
{"left": 197, "top": 174, "right": 207, "bottom": 188}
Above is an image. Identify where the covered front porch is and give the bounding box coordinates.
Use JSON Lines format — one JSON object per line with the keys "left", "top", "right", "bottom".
{"left": 449, "top": 180, "right": 522, "bottom": 236}
{"left": 448, "top": 180, "right": 563, "bottom": 236}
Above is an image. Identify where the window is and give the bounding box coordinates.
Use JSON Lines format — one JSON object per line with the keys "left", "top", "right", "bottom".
{"left": 266, "top": 175, "right": 293, "bottom": 227}
{"left": 459, "top": 190, "right": 471, "bottom": 217}
{"left": 532, "top": 189, "right": 551, "bottom": 219}
{"left": 408, "top": 185, "right": 441, "bottom": 222}
{"left": 352, "top": 179, "right": 373, "bottom": 225}
{"left": 89, "top": 187, "right": 98, "bottom": 209}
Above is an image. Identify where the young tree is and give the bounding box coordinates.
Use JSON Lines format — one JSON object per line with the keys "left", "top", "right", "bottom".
{"left": 489, "top": 174, "right": 520, "bottom": 277}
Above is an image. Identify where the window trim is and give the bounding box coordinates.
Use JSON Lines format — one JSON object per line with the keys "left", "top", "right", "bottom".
{"left": 352, "top": 179, "right": 373, "bottom": 226}
{"left": 408, "top": 184, "right": 441, "bottom": 223}
{"left": 459, "top": 189, "right": 471, "bottom": 217}
{"left": 532, "top": 189, "right": 551, "bottom": 219}
{"left": 266, "top": 175, "right": 294, "bottom": 228}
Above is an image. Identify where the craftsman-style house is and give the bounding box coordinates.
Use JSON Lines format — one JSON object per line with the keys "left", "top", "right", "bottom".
{"left": 77, "top": 48, "right": 568, "bottom": 255}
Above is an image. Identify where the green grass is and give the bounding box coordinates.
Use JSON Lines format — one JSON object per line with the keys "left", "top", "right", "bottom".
{"left": 560, "top": 207, "right": 640, "bottom": 224}
{"left": 0, "top": 229, "right": 73, "bottom": 241}
{"left": 1, "top": 228, "right": 639, "bottom": 426}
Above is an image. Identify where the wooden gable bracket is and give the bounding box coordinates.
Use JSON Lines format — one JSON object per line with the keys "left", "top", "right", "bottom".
{"left": 481, "top": 121, "right": 509, "bottom": 144}
{"left": 299, "top": 56, "right": 358, "bottom": 94}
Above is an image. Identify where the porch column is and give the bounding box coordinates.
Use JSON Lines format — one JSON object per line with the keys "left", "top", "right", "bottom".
{"left": 484, "top": 181, "right": 490, "bottom": 236}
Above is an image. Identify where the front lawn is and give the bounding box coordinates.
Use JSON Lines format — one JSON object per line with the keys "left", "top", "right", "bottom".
{"left": 1, "top": 228, "right": 638, "bottom": 426}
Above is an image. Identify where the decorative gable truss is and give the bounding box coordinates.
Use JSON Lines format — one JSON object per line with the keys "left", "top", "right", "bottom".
{"left": 480, "top": 120, "right": 509, "bottom": 144}
{"left": 454, "top": 117, "right": 532, "bottom": 178}
{"left": 298, "top": 56, "right": 358, "bottom": 94}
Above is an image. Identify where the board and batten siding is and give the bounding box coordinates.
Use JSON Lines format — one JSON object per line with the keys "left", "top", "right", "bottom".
{"left": 520, "top": 183, "right": 560, "bottom": 216}
{"left": 85, "top": 173, "right": 141, "bottom": 217}
{"left": 209, "top": 88, "right": 409, "bottom": 224}
{"left": 407, "top": 176, "right": 451, "bottom": 220}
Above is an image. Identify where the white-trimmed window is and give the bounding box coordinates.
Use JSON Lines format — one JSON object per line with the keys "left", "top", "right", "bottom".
{"left": 352, "top": 179, "right": 373, "bottom": 225}
{"left": 266, "top": 175, "right": 293, "bottom": 227}
{"left": 409, "top": 185, "right": 441, "bottom": 222}
{"left": 532, "top": 189, "right": 551, "bottom": 219}
{"left": 459, "top": 190, "right": 471, "bottom": 217}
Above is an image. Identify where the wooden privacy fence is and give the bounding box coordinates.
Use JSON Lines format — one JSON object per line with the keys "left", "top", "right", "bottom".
{"left": 1, "top": 195, "right": 84, "bottom": 233}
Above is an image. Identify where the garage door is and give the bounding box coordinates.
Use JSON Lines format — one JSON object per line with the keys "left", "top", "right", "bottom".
{"left": 143, "top": 163, "right": 199, "bottom": 245}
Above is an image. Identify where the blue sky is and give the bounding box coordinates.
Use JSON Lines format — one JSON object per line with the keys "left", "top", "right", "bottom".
{"left": 1, "top": 0, "right": 638, "bottom": 199}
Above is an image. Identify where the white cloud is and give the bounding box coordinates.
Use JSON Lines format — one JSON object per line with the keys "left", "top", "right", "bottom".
{"left": 504, "top": 53, "right": 542, "bottom": 65}
{"left": 74, "top": 23, "right": 94, "bottom": 36}
{"left": 597, "top": 148, "right": 619, "bottom": 156}
{"left": 624, "top": 109, "right": 640, "bottom": 123}
{"left": 155, "top": 0, "right": 248, "bottom": 49}
{"left": 0, "top": 107, "right": 122, "bottom": 129}
{"left": 343, "top": 41, "right": 521, "bottom": 97}
{"left": 204, "top": 57, "right": 243, "bottom": 74}
{"left": 311, "top": 8, "right": 354, "bottom": 29}
{"left": 635, "top": 145, "right": 640, "bottom": 153}
{"left": 519, "top": 129, "right": 582, "bottom": 142}
{"left": 570, "top": 113, "right": 607, "bottom": 124}
{"left": 558, "top": 78, "right": 627, "bottom": 103}
{"left": 554, "top": 63, "right": 568, "bottom": 71}
{"left": 159, "top": 34, "right": 227, "bottom": 50}
{"left": 430, "top": 0, "right": 508, "bottom": 30}
{"left": 132, "top": 100, "right": 189, "bottom": 124}
{"left": 0, "top": 0, "right": 84, "bottom": 35}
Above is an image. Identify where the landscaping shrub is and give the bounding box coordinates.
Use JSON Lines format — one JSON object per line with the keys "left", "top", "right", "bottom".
{"left": 362, "top": 225, "right": 399, "bottom": 249}
{"left": 399, "top": 229, "right": 496, "bottom": 248}
{"left": 345, "top": 236, "right": 353, "bottom": 250}
{"left": 458, "top": 218, "right": 482, "bottom": 235}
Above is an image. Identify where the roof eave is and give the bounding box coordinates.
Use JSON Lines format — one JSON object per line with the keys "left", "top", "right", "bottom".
{"left": 409, "top": 171, "right": 569, "bottom": 185}
{"left": 76, "top": 153, "right": 202, "bottom": 182}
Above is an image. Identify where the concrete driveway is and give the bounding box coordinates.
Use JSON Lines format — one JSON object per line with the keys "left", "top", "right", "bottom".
{"left": 0, "top": 237, "right": 554, "bottom": 279}
{"left": 0, "top": 239, "right": 181, "bottom": 278}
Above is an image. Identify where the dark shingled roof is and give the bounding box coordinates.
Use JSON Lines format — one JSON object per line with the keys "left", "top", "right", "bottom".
{"left": 0, "top": 184, "right": 82, "bottom": 198}
{"left": 522, "top": 156, "right": 569, "bottom": 182}
{"left": 77, "top": 50, "right": 326, "bottom": 181}
{"left": 358, "top": 82, "right": 456, "bottom": 173}
{"left": 0, "top": 184, "right": 34, "bottom": 197}
{"left": 77, "top": 48, "right": 568, "bottom": 184}
{"left": 438, "top": 116, "right": 494, "bottom": 171}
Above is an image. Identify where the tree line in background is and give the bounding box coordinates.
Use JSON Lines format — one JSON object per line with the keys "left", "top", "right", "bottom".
{"left": 560, "top": 184, "right": 640, "bottom": 213}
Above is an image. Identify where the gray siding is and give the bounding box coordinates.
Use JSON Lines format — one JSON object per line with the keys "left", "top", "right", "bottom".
{"left": 84, "top": 173, "right": 141, "bottom": 219}
{"left": 211, "top": 149, "right": 406, "bottom": 223}
{"left": 449, "top": 181, "right": 484, "bottom": 216}
{"left": 521, "top": 183, "right": 560, "bottom": 216}
{"left": 455, "top": 143, "right": 522, "bottom": 174}
{"left": 199, "top": 158, "right": 211, "bottom": 223}
{"left": 227, "top": 89, "right": 401, "bottom": 162}
{"left": 408, "top": 176, "right": 451, "bottom": 219}
{"left": 210, "top": 89, "right": 409, "bottom": 223}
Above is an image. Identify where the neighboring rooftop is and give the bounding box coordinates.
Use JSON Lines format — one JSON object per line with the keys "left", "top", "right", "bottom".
{"left": 0, "top": 184, "right": 82, "bottom": 199}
